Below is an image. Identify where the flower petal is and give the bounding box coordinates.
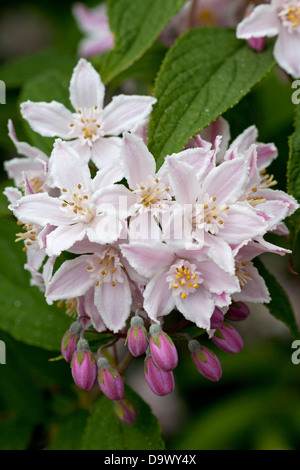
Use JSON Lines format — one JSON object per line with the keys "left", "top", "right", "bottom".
{"left": 174, "top": 286, "right": 214, "bottom": 330}
{"left": 91, "top": 136, "right": 123, "bottom": 169}
{"left": 46, "top": 255, "right": 95, "bottom": 303}
{"left": 69, "top": 58, "right": 105, "bottom": 110}
{"left": 94, "top": 274, "right": 132, "bottom": 332}
{"left": 166, "top": 157, "right": 200, "bottom": 205}
{"left": 45, "top": 224, "right": 86, "bottom": 256}
{"left": 121, "top": 132, "right": 156, "bottom": 188}
{"left": 274, "top": 26, "right": 300, "bottom": 78}
{"left": 121, "top": 242, "right": 174, "bottom": 278}
{"left": 201, "top": 157, "right": 249, "bottom": 204}
{"left": 233, "top": 262, "right": 271, "bottom": 303}
{"left": 219, "top": 203, "right": 267, "bottom": 244}
{"left": 143, "top": 270, "right": 175, "bottom": 322}
{"left": 49, "top": 139, "right": 92, "bottom": 190}
{"left": 12, "top": 192, "right": 70, "bottom": 226}
{"left": 102, "top": 95, "right": 156, "bottom": 136}
{"left": 236, "top": 4, "right": 280, "bottom": 39}
{"left": 20, "top": 100, "right": 73, "bottom": 139}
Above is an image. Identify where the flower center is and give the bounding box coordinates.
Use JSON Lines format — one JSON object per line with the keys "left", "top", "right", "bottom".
{"left": 192, "top": 194, "right": 229, "bottom": 236}
{"left": 59, "top": 184, "right": 95, "bottom": 223}
{"left": 86, "top": 248, "right": 124, "bottom": 287}
{"left": 235, "top": 260, "right": 252, "bottom": 288}
{"left": 15, "top": 221, "right": 39, "bottom": 252}
{"left": 57, "top": 298, "right": 78, "bottom": 318}
{"left": 69, "top": 106, "right": 104, "bottom": 145}
{"left": 167, "top": 259, "right": 202, "bottom": 299}
{"left": 133, "top": 176, "right": 171, "bottom": 214}
{"left": 279, "top": 2, "right": 300, "bottom": 31}
{"left": 198, "top": 8, "right": 216, "bottom": 27}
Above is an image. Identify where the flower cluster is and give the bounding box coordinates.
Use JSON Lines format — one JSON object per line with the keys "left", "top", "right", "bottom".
{"left": 4, "top": 58, "right": 298, "bottom": 424}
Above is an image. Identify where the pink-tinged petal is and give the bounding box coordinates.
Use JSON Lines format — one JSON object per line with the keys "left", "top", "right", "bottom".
{"left": 271, "top": 222, "right": 289, "bottom": 237}
{"left": 102, "top": 95, "right": 157, "bottom": 136}
{"left": 230, "top": 125, "right": 258, "bottom": 153}
{"left": 143, "top": 270, "right": 175, "bottom": 322}
{"left": 66, "top": 138, "right": 92, "bottom": 162}
{"left": 166, "top": 157, "right": 200, "bottom": 205}
{"left": 257, "top": 188, "right": 299, "bottom": 217}
{"left": 166, "top": 147, "right": 214, "bottom": 183}
{"left": 72, "top": 3, "right": 109, "bottom": 32}
{"left": 174, "top": 287, "right": 214, "bottom": 330}
{"left": 237, "top": 237, "right": 291, "bottom": 260}
{"left": 3, "top": 186, "right": 22, "bottom": 204}
{"left": 121, "top": 133, "right": 156, "bottom": 189}
{"left": 274, "top": 26, "right": 300, "bottom": 78}
{"left": 255, "top": 200, "right": 294, "bottom": 231}
{"left": 92, "top": 164, "right": 125, "bottom": 190}
{"left": 87, "top": 213, "right": 122, "bottom": 244}
{"left": 78, "top": 37, "right": 114, "bottom": 58}
{"left": 220, "top": 203, "right": 267, "bottom": 245}
{"left": 12, "top": 192, "right": 70, "bottom": 226}
{"left": 49, "top": 139, "right": 92, "bottom": 190}
{"left": 213, "top": 292, "right": 232, "bottom": 309}
{"left": 237, "top": 4, "right": 280, "bottom": 39}
{"left": 201, "top": 158, "right": 249, "bottom": 204}
{"left": 46, "top": 255, "right": 95, "bottom": 302}
{"left": 92, "top": 184, "right": 135, "bottom": 218}
{"left": 233, "top": 263, "right": 271, "bottom": 304}
{"left": 199, "top": 259, "right": 240, "bottom": 295}
{"left": 244, "top": 145, "right": 261, "bottom": 191}
{"left": 4, "top": 157, "right": 46, "bottom": 187}
{"left": 200, "top": 117, "right": 231, "bottom": 162}
{"left": 68, "top": 237, "right": 106, "bottom": 254}
{"left": 204, "top": 233, "right": 235, "bottom": 275}
{"left": 69, "top": 58, "right": 105, "bottom": 110}
{"left": 8, "top": 119, "right": 48, "bottom": 160}
{"left": 94, "top": 275, "right": 132, "bottom": 332}
{"left": 20, "top": 101, "right": 73, "bottom": 139}
{"left": 256, "top": 143, "right": 278, "bottom": 170}
{"left": 81, "top": 287, "right": 106, "bottom": 332}
{"left": 91, "top": 136, "right": 122, "bottom": 169}
{"left": 45, "top": 224, "right": 86, "bottom": 256}
{"left": 128, "top": 211, "right": 163, "bottom": 244}
{"left": 121, "top": 242, "right": 174, "bottom": 278}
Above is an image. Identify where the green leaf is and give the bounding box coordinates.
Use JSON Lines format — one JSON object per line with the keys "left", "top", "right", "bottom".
{"left": 148, "top": 29, "right": 275, "bottom": 167}
{"left": 19, "top": 70, "right": 71, "bottom": 155}
{"left": 99, "top": 0, "right": 186, "bottom": 83}
{"left": 81, "top": 386, "right": 165, "bottom": 450}
{"left": 0, "top": 50, "right": 77, "bottom": 90}
{"left": 287, "top": 105, "right": 300, "bottom": 265}
{"left": 254, "top": 259, "right": 299, "bottom": 339}
{"left": 48, "top": 410, "right": 90, "bottom": 450}
{"left": 0, "top": 204, "right": 71, "bottom": 351}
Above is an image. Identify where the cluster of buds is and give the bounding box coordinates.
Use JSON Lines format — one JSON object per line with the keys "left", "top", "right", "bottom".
{"left": 61, "top": 322, "right": 136, "bottom": 425}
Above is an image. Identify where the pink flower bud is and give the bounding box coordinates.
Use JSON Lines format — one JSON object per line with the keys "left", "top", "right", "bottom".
{"left": 247, "top": 36, "right": 266, "bottom": 53}
{"left": 212, "top": 322, "right": 244, "bottom": 354}
{"left": 226, "top": 302, "right": 250, "bottom": 322}
{"left": 113, "top": 397, "right": 137, "bottom": 425}
{"left": 149, "top": 325, "right": 178, "bottom": 371}
{"left": 61, "top": 321, "right": 82, "bottom": 362}
{"left": 144, "top": 356, "right": 175, "bottom": 397}
{"left": 210, "top": 307, "right": 224, "bottom": 329}
{"left": 189, "top": 340, "right": 222, "bottom": 382}
{"left": 71, "top": 339, "right": 97, "bottom": 390}
{"left": 126, "top": 316, "right": 148, "bottom": 357}
{"left": 97, "top": 358, "right": 125, "bottom": 401}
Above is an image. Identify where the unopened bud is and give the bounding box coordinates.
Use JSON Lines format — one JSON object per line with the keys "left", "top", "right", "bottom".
{"left": 247, "top": 36, "right": 266, "bottom": 52}
{"left": 149, "top": 325, "right": 178, "bottom": 371}
{"left": 144, "top": 356, "right": 175, "bottom": 397}
{"left": 71, "top": 340, "right": 97, "bottom": 390}
{"left": 61, "top": 321, "right": 82, "bottom": 362}
{"left": 226, "top": 302, "right": 250, "bottom": 322}
{"left": 126, "top": 316, "right": 148, "bottom": 357}
{"left": 189, "top": 340, "right": 222, "bottom": 382}
{"left": 113, "top": 397, "right": 137, "bottom": 425}
{"left": 210, "top": 307, "right": 224, "bottom": 329}
{"left": 97, "top": 358, "right": 125, "bottom": 401}
{"left": 212, "top": 322, "right": 243, "bottom": 354}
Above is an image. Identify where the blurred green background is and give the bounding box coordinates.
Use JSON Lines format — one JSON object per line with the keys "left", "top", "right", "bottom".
{"left": 0, "top": 0, "right": 299, "bottom": 450}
